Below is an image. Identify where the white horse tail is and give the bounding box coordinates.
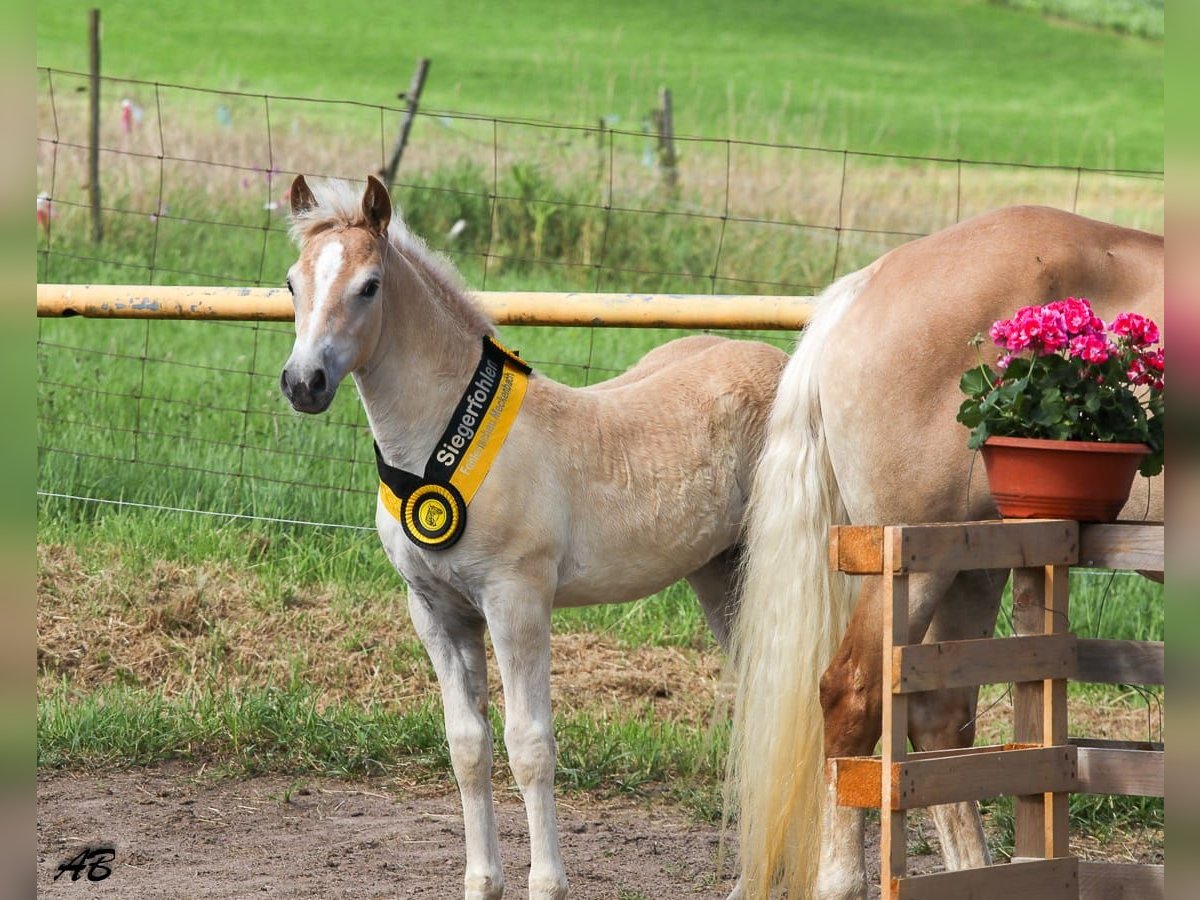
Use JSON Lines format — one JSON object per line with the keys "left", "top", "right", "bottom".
{"left": 729, "top": 266, "right": 871, "bottom": 898}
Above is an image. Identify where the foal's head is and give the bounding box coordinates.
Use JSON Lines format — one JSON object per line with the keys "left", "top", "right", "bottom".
{"left": 280, "top": 175, "right": 392, "bottom": 414}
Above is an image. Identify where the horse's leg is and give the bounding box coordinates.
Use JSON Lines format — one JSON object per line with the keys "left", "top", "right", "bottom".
{"left": 907, "top": 569, "right": 1006, "bottom": 871}
{"left": 815, "top": 576, "right": 880, "bottom": 900}
{"left": 817, "top": 570, "right": 961, "bottom": 899}
{"left": 687, "top": 547, "right": 746, "bottom": 898}
{"left": 685, "top": 546, "right": 741, "bottom": 652}
{"left": 408, "top": 590, "right": 504, "bottom": 900}
{"left": 485, "top": 585, "right": 568, "bottom": 900}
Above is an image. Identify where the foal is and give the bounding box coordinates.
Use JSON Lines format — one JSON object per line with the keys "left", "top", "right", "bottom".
{"left": 280, "top": 175, "right": 786, "bottom": 898}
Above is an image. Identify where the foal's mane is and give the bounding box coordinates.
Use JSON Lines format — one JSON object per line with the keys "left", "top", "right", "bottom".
{"left": 289, "top": 178, "right": 495, "bottom": 337}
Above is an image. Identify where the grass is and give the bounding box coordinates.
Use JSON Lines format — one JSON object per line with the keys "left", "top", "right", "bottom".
{"left": 37, "top": 536, "right": 1163, "bottom": 847}
{"left": 37, "top": 680, "right": 725, "bottom": 800}
{"left": 991, "top": 0, "right": 1163, "bottom": 39}
{"left": 36, "top": 0, "right": 1161, "bottom": 169}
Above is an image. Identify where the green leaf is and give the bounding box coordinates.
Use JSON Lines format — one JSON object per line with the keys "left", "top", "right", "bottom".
{"left": 957, "top": 398, "right": 983, "bottom": 428}
{"left": 959, "top": 366, "right": 992, "bottom": 397}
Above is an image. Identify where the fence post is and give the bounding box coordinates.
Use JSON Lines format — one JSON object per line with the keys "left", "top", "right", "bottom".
{"left": 378, "top": 58, "right": 431, "bottom": 193}
{"left": 88, "top": 8, "right": 103, "bottom": 243}
{"left": 596, "top": 117, "right": 606, "bottom": 181}
{"left": 656, "top": 87, "right": 678, "bottom": 192}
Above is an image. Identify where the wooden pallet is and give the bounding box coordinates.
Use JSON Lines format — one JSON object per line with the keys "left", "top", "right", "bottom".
{"left": 826, "top": 520, "right": 1163, "bottom": 900}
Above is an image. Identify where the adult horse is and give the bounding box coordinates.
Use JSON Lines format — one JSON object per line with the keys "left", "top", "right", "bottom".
{"left": 279, "top": 175, "right": 787, "bottom": 899}
{"left": 729, "top": 205, "right": 1164, "bottom": 898}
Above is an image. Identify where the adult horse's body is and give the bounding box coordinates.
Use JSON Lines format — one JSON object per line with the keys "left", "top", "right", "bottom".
{"left": 730, "top": 205, "right": 1164, "bottom": 898}
{"left": 280, "top": 175, "right": 786, "bottom": 899}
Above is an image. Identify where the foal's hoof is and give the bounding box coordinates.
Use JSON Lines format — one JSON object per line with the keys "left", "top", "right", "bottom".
{"left": 464, "top": 874, "right": 504, "bottom": 900}
{"left": 529, "top": 874, "right": 569, "bottom": 899}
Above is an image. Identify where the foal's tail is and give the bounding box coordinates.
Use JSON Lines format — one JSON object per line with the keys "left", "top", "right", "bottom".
{"left": 728, "top": 267, "right": 870, "bottom": 898}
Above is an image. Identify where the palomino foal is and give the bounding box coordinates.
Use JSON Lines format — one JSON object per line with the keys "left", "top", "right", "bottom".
{"left": 280, "top": 175, "right": 786, "bottom": 899}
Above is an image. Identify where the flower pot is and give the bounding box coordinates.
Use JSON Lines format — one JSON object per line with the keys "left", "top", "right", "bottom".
{"left": 981, "top": 436, "right": 1149, "bottom": 522}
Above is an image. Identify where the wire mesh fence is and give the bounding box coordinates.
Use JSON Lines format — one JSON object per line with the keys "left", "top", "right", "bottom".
{"left": 36, "top": 68, "right": 1165, "bottom": 530}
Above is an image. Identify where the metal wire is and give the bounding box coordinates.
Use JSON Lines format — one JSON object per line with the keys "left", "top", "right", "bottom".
{"left": 36, "top": 68, "right": 1164, "bottom": 530}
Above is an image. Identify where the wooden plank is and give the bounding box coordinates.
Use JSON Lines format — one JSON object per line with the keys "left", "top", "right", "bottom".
{"left": 894, "top": 634, "right": 1076, "bottom": 693}
{"left": 831, "top": 745, "right": 1041, "bottom": 809}
{"left": 1078, "top": 523, "right": 1164, "bottom": 574}
{"left": 1076, "top": 747, "right": 1164, "bottom": 797}
{"left": 894, "top": 745, "right": 1077, "bottom": 809}
{"left": 1078, "top": 861, "right": 1163, "bottom": 899}
{"left": 893, "top": 857, "right": 1078, "bottom": 900}
{"left": 880, "top": 539, "right": 910, "bottom": 887}
{"left": 829, "top": 525, "right": 885, "bottom": 574}
{"left": 1069, "top": 737, "right": 1163, "bottom": 752}
{"left": 893, "top": 520, "right": 1078, "bottom": 573}
{"left": 1043, "top": 565, "right": 1071, "bottom": 858}
{"left": 830, "top": 756, "right": 882, "bottom": 809}
{"left": 1012, "top": 567, "right": 1048, "bottom": 859}
{"left": 1076, "top": 639, "right": 1164, "bottom": 685}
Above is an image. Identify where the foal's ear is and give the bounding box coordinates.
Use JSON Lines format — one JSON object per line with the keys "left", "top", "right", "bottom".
{"left": 290, "top": 175, "right": 317, "bottom": 217}
{"left": 362, "top": 175, "right": 393, "bottom": 236}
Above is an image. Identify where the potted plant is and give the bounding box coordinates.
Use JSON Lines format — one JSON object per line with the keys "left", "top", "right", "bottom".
{"left": 957, "top": 297, "right": 1164, "bottom": 521}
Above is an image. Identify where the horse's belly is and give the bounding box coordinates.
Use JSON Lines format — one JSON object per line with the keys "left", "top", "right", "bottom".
{"left": 551, "top": 533, "right": 728, "bottom": 608}
{"left": 552, "top": 569, "right": 672, "bottom": 608}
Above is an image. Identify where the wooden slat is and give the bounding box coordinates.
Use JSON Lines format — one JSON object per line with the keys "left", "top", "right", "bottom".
{"left": 1078, "top": 861, "right": 1163, "bottom": 899}
{"left": 892, "top": 857, "right": 1078, "bottom": 900}
{"left": 1012, "top": 567, "right": 1048, "bottom": 860}
{"left": 893, "top": 520, "right": 1078, "bottom": 573}
{"left": 1078, "top": 523, "right": 1164, "bottom": 574}
{"left": 1076, "top": 747, "right": 1164, "bottom": 797}
{"left": 1043, "top": 565, "right": 1071, "bottom": 858}
{"left": 1076, "top": 639, "right": 1164, "bottom": 685}
{"left": 829, "top": 525, "right": 885, "bottom": 574}
{"left": 894, "top": 634, "right": 1077, "bottom": 693}
{"left": 830, "top": 756, "right": 882, "bottom": 809}
{"left": 894, "top": 746, "right": 1076, "bottom": 810}
{"left": 831, "top": 745, "right": 1041, "bottom": 809}
{"left": 1069, "top": 737, "right": 1163, "bottom": 752}
{"left": 880, "top": 539, "right": 910, "bottom": 885}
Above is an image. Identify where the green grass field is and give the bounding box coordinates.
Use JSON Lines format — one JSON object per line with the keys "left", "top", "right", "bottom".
{"left": 37, "top": 0, "right": 1164, "bottom": 849}
{"left": 37, "top": 0, "right": 1162, "bottom": 169}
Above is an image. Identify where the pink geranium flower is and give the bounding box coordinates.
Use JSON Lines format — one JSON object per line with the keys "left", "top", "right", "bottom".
{"left": 960, "top": 296, "right": 1165, "bottom": 477}
{"left": 1069, "top": 332, "right": 1111, "bottom": 365}
{"left": 1046, "top": 296, "right": 1104, "bottom": 336}
{"left": 1111, "top": 312, "right": 1160, "bottom": 346}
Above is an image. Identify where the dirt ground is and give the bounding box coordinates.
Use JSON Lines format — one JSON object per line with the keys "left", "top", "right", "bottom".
{"left": 37, "top": 766, "right": 944, "bottom": 899}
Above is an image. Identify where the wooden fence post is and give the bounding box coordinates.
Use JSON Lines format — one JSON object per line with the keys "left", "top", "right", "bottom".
{"left": 379, "top": 58, "right": 431, "bottom": 193}
{"left": 596, "top": 117, "right": 607, "bottom": 182}
{"left": 656, "top": 87, "right": 678, "bottom": 192}
{"left": 88, "top": 8, "right": 103, "bottom": 244}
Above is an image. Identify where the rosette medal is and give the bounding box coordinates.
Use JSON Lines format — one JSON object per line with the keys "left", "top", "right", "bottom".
{"left": 376, "top": 335, "right": 531, "bottom": 549}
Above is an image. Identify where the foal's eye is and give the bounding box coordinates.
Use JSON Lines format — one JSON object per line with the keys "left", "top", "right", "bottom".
{"left": 360, "top": 278, "right": 380, "bottom": 299}
{"left": 285, "top": 277, "right": 295, "bottom": 295}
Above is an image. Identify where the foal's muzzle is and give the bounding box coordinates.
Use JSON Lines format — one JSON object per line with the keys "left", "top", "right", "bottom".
{"left": 280, "top": 365, "right": 334, "bottom": 414}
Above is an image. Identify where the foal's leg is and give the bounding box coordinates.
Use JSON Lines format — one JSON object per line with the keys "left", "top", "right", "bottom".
{"left": 907, "top": 569, "right": 1006, "bottom": 871}
{"left": 408, "top": 590, "right": 504, "bottom": 900}
{"left": 685, "top": 546, "right": 741, "bottom": 652}
{"left": 485, "top": 583, "right": 568, "bottom": 900}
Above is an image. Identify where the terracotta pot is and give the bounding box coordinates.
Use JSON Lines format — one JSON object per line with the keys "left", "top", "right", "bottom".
{"left": 981, "top": 436, "right": 1149, "bottom": 522}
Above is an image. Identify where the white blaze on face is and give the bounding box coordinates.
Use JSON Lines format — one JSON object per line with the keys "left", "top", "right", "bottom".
{"left": 303, "top": 239, "right": 346, "bottom": 343}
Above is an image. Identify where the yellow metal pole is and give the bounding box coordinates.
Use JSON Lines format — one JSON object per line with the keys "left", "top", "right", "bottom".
{"left": 36, "top": 284, "right": 815, "bottom": 330}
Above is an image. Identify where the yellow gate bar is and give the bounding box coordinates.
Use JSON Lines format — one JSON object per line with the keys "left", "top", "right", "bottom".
{"left": 36, "top": 284, "right": 815, "bottom": 330}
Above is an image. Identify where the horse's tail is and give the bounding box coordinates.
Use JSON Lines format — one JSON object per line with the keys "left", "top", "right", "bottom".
{"left": 728, "top": 266, "right": 871, "bottom": 898}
